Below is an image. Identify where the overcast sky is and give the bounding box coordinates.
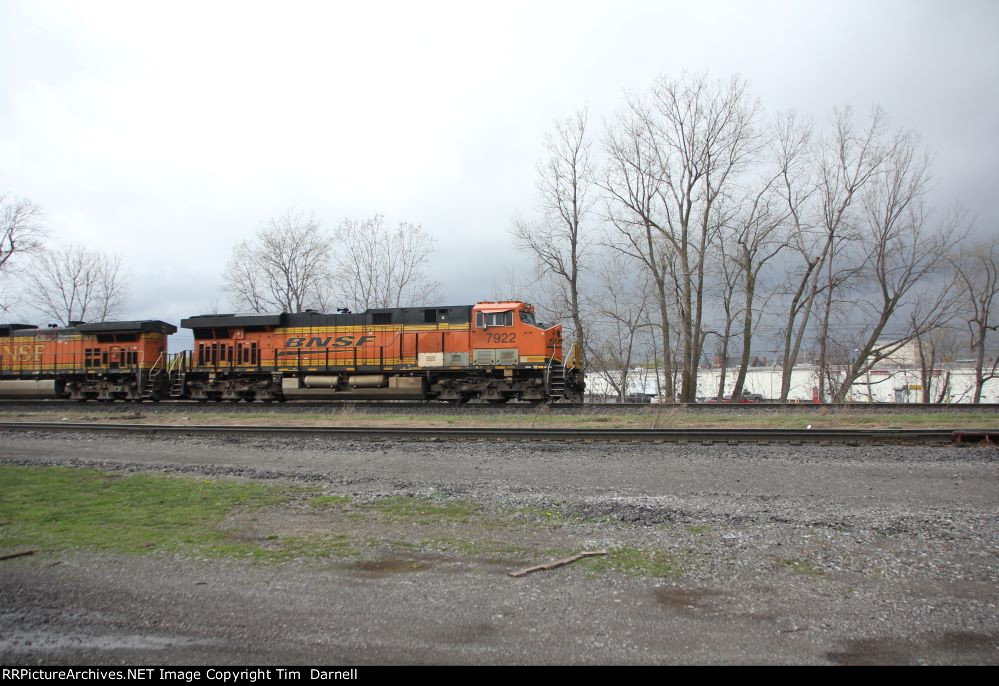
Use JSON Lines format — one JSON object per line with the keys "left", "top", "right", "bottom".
{"left": 2, "top": 0, "right": 997, "bottom": 329}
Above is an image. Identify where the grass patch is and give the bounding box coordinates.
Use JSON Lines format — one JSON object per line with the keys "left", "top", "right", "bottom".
{"left": 582, "top": 547, "right": 683, "bottom": 579}
{"left": 307, "top": 494, "right": 353, "bottom": 509}
{"left": 363, "top": 495, "right": 481, "bottom": 523}
{"left": 512, "top": 506, "right": 569, "bottom": 523}
{"left": 686, "top": 524, "right": 713, "bottom": 536}
{"left": 0, "top": 465, "right": 357, "bottom": 562}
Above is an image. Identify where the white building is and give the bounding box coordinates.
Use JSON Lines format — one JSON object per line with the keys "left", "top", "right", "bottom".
{"left": 585, "top": 364, "right": 999, "bottom": 403}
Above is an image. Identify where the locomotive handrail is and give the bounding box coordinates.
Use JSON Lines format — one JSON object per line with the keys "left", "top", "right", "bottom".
{"left": 149, "top": 351, "right": 167, "bottom": 374}
{"left": 167, "top": 351, "right": 188, "bottom": 373}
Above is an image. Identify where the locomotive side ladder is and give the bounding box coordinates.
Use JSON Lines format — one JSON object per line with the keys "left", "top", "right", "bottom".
{"left": 167, "top": 351, "right": 188, "bottom": 398}
{"left": 546, "top": 340, "right": 583, "bottom": 402}
{"left": 546, "top": 359, "right": 567, "bottom": 398}
{"left": 140, "top": 351, "right": 169, "bottom": 401}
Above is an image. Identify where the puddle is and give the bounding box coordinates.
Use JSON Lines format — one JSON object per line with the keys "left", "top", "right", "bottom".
{"left": 654, "top": 587, "right": 722, "bottom": 613}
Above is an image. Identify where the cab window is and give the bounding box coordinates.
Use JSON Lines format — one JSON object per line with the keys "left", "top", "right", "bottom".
{"left": 519, "top": 310, "right": 538, "bottom": 326}
{"left": 476, "top": 311, "right": 512, "bottom": 328}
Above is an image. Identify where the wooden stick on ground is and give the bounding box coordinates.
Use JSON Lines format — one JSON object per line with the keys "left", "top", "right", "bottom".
{"left": 0, "top": 550, "right": 34, "bottom": 562}
{"left": 508, "top": 550, "right": 608, "bottom": 578}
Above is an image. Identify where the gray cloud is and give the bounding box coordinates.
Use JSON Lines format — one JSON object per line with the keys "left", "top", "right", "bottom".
{"left": 1, "top": 0, "right": 995, "bottom": 327}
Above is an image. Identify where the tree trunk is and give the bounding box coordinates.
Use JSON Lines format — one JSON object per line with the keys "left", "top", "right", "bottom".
{"left": 731, "top": 271, "right": 756, "bottom": 399}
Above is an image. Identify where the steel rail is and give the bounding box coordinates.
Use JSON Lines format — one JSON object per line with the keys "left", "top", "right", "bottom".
{"left": 1, "top": 422, "right": 995, "bottom": 445}
{"left": 0, "top": 399, "right": 997, "bottom": 413}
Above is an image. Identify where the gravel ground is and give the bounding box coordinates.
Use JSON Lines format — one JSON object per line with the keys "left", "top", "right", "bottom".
{"left": 1, "top": 431, "right": 997, "bottom": 665}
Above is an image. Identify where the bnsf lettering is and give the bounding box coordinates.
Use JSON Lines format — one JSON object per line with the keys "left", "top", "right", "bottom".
{"left": 0, "top": 344, "right": 44, "bottom": 363}
{"left": 285, "top": 335, "right": 376, "bottom": 348}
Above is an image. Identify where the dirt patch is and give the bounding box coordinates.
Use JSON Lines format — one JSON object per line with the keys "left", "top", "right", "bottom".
{"left": 343, "top": 558, "right": 435, "bottom": 576}
{"left": 827, "top": 631, "right": 999, "bottom": 665}
{"left": 654, "top": 587, "right": 724, "bottom": 614}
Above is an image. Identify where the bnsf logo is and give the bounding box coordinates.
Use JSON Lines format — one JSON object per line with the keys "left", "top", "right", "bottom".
{"left": 285, "top": 335, "right": 376, "bottom": 348}
{"left": 0, "top": 344, "right": 44, "bottom": 363}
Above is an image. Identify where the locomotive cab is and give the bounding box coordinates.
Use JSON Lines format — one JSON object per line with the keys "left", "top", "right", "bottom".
{"left": 464, "top": 301, "right": 581, "bottom": 403}
{"left": 469, "top": 301, "right": 561, "bottom": 367}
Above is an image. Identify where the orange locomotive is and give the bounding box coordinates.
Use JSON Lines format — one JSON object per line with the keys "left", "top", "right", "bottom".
{"left": 177, "top": 301, "right": 584, "bottom": 403}
{"left": 0, "top": 320, "right": 176, "bottom": 400}
{"left": 0, "top": 301, "right": 583, "bottom": 403}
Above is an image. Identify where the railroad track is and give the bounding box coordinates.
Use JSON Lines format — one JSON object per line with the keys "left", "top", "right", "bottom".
{"left": 1, "top": 399, "right": 997, "bottom": 414}
{"left": 1, "top": 422, "right": 996, "bottom": 445}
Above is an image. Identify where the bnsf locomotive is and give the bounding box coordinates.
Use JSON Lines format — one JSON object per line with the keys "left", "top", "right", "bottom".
{"left": 0, "top": 301, "right": 584, "bottom": 403}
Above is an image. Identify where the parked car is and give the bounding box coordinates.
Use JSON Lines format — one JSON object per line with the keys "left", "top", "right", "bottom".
{"left": 625, "top": 393, "right": 656, "bottom": 404}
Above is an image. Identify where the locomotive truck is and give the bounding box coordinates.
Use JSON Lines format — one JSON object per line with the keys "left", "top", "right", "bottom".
{"left": 0, "top": 300, "right": 584, "bottom": 403}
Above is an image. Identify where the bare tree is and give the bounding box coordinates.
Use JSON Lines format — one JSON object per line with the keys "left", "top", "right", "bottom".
{"left": 774, "top": 108, "right": 892, "bottom": 400}
{"left": 332, "top": 215, "right": 442, "bottom": 311}
{"left": 514, "top": 108, "right": 594, "bottom": 362}
{"left": 830, "top": 139, "right": 963, "bottom": 401}
{"left": 813, "top": 108, "right": 895, "bottom": 400}
{"left": 952, "top": 237, "right": 999, "bottom": 403}
{"left": 603, "top": 104, "right": 678, "bottom": 400}
{"left": 1, "top": 194, "right": 45, "bottom": 273}
{"left": 584, "top": 250, "right": 651, "bottom": 402}
{"left": 913, "top": 323, "right": 962, "bottom": 403}
{"left": 26, "top": 245, "right": 129, "bottom": 325}
{"left": 223, "top": 210, "right": 334, "bottom": 313}
{"left": 726, "top": 117, "right": 803, "bottom": 400}
{"left": 773, "top": 114, "right": 822, "bottom": 400}
{"left": 1, "top": 194, "right": 46, "bottom": 313}
{"left": 705, "top": 213, "right": 743, "bottom": 400}
{"left": 603, "top": 73, "right": 762, "bottom": 402}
